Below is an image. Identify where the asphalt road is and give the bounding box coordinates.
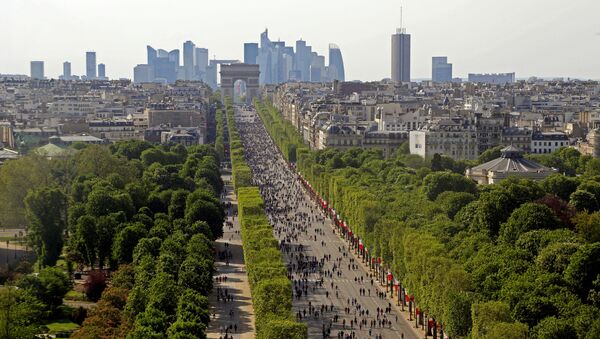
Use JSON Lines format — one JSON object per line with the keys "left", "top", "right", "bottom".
{"left": 236, "top": 105, "right": 418, "bottom": 339}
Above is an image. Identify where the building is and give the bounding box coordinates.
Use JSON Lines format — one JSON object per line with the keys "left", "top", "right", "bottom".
{"left": 50, "top": 134, "right": 104, "bottom": 146}
{"left": 86, "top": 52, "right": 97, "bottom": 79}
{"left": 328, "top": 44, "right": 345, "bottom": 82}
{"left": 147, "top": 108, "right": 205, "bottom": 128}
{"left": 501, "top": 127, "right": 532, "bottom": 153}
{"left": 468, "top": 73, "right": 515, "bottom": 85}
{"left": 160, "top": 127, "right": 203, "bottom": 146}
{"left": 30, "top": 61, "right": 44, "bottom": 79}
{"left": 391, "top": 28, "right": 410, "bottom": 83}
{"left": 0, "top": 148, "right": 19, "bottom": 165}
{"left": 133, "top": 64, "right": 154, "bottom": 83}
{"left": 244, "top": 43, "right": 259, "bottom": 64}
{"left": 432, "top": 57, "right": 452, "bottom": 83}
{"left": 195, "top": 47, "right": 208, "bottom": 80}
{"left": 531, "top": 131, "right": 569, "bottom": 154}
{"left": 466, "top": 146, "right": 557, "bottom": 185}
{"left": 98, "top": 63, "right": 106, "bottom": 79}
{"left": 63, "top": 61, "right": 72, "bottom": 80}
{"left": 183, "top": 40, "right": 196, "bottom": 81}
{"left": 88, "top": 119, "right": 142, "bottom": 142}
{"left": 409, "top": 117, "right": 479, "bottom": 160}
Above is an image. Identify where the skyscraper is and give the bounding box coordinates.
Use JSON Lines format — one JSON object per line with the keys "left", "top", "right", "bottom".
{"left": 168, "top": 50, "right": 180, "bottom": 67}
{"left": 98, "top": 63, "right": 106, "bottom": 79}
{"left": 391, "top": 27, "right": 411, "bottom": 83}
{"left": 147, "top": 46, "right": 157, "bottom": 66}
{"left": 30, "top": 61, "right": 44, "bottom": 79}
{"left": 195, "top": 47, "right": 208, "bottom": 80}
{"left": 244, "top": 43, "right": 259, "bottom": 64}
{"left": 328, "top": 44, "right": 345, "bottom": 81}
{"left": 432, "top": 57, "right": 452, "bottom": 82}
{"left": 295, "top": 40, "right": 312, "bottom": 81}
{"left": 134, "top": 64, "right": 154, "bottom": 83}
{"left": 63, "top": 61, "right": 71, "bottom": 80}
{"left": 183, "top": 40, "right": 196, "bottom": 80}
{"left": 86, "top": 52, "right": 97, "bottom": 79}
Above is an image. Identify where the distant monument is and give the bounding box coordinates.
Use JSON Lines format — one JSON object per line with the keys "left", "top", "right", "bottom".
{"left": 220, "top": 64, "right": 260, "bottom": 104}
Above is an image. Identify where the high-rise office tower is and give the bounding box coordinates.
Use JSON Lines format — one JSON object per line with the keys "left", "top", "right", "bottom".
{"left": 432, "top": 57, "right": 452, "bottom": 82}
{"left": 328, "top": 44, "right": 345, "bottom": 81}
{"left": 391, "top": 8, "right": 410, "bottom": 83}
{"left": 183, "top": 40, "right": 196, "bottom": 80}
{"left": 147, "top": 46, "right": 157, "bottom": 66}
{"left": 391, "top": 27, "right": 411, "bottom": 83}
{"left": 244, "top": 43, "right": 259, "bottom": 64}
{"left": 295, "top": 40, "right": 312, "bottom": 81}
{"left": 134, "top": 64, "right": 154, "bottom": 83}
{"left": 195, "top": 47, "right": 208, "bottom": 80}
{"left": 168, "top": 50, "right": 180, "bottom": 67}
{"left": 310, "top": 53, "right": 325, "bottom": 82}
{"left": 98, "top": 63, "right": 106, "bottom": 79}
{"left": 63, "top": 61, "right": 71, "bottom": 80}
{"left": 86, "top": 52, "right": 97, "bottom": 79}
{"left": 30, "top": 61, "right": 44, "bottom": 79}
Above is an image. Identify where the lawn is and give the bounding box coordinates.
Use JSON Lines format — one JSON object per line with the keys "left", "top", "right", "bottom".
{"left": 45, "top": 319, "right": 80, "bottom": 333}
{"left": 65, "top": 289, "right": 87, "bottom": 301}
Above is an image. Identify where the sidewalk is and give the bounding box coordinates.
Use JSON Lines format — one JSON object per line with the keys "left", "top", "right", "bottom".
{"left": 206, "top": 174, "right": 256, "bottom": 339}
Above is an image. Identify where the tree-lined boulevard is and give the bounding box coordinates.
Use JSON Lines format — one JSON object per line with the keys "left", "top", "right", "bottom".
{"left": 235, "top": 104, "right": 418, "bottom": 338}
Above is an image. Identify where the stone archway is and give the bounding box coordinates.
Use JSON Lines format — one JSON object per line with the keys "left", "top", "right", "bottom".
{"left": 220, "top": 64, "right": 260, "bottom": 104}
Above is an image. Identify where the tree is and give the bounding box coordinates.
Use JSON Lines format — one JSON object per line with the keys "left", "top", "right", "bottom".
{"left": 24, "top": 186, "right": 68, "bottom": 267}
{"left": 443, "top": 292, "right": 472, "bottom": 337}
{"left": 533, "top": 316, "right": 577, "bottom": 339}
{"left": 17, "top": 267, "right": 70, "bottom": 315}
{"left": 0, "top": 154, "right": 54, "bottom": 227}
{"left": 486, "top": 322, "right": 529, "bottom": 339}
{"left": 422, "top": 172, "right": 477, "bottom": 200}
{"left": 478, "top": 145, "right": 504, "bottom": 164}
{"left": 0, "top": 286, "right": 45, "bottom": 339}
{"left": 471, "top": 300, "right": 513, "bottom": 338}
{"left": 175, "top": 289, "right": 210, "bottom": 325}
{"left": 435, "top": 191, "right": 476, "bottom": 219}
{"left": 572, "top": 211, "right": 600, "bottom": 243}
{"left": 178, "top": 257, "right": 213, "bottom": 295}
{"left": 564, "top": 243, "right": 600, "bottom": 297}
{"left": 112, "top": 223, "right": 146, "bottom": 263}
{"left": 499, "top": 203, "right": 561, "bottom": 244}
{"left": 70, "top": 215, "right": 97, "bottom": 268}
{"left": 542, "top": 174, "right": 579, "bottom": 201}
{"left": 570, "top": 190, "right": 599, "bottom": 212}
{"left": 184, "top": 191, "right": 224, "bottom": 239}
{"left": 84, "top": 270, "right": 107, "bottom": 302}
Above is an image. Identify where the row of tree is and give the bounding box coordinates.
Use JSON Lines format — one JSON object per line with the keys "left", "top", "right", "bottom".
{"left": 225, "top": 99, "right": 253, "bottom": 190}
{"left": 71, "top": 142, "right": 224, "bottom": 338}
{"left": 225, "top": 98, "right": 307, "bottom": 338}
{"left": 254, "top": 98, "right": 600, "bottom": 338}
{"left": 0, "top": 138, "right": 225, "bottom": 337}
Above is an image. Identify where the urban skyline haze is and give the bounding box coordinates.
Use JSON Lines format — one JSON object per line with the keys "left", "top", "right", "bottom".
{"left": 2, "top": 0, "right": 600, "bottom": 80}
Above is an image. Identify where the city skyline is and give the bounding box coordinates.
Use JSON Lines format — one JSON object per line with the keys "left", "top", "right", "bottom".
{"left": 2, "top": 0, "right": 600, "bottom": 80}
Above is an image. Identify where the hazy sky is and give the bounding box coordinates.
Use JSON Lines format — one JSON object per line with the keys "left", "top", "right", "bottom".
{"left": 2, "top": 0, "right": 599, "bottom": 80}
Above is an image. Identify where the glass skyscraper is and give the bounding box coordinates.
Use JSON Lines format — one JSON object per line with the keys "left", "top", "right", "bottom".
{"left": 244, "top": 43, "right": 259, "bottom": 64}
{"left": 30, "top": 61, "right": 44, "bottom": 79}
{"left": 86, "top": 51, "right": 97, "bottom": 79}
{"left": 391, "top": 29, "right": 410, "bottom": 83}
{"left": 432, "top": 57, "right": 452, "bottom": 82}
{"left": 183, "top": 40, "right": 196, "bottom": 80}
{"left": 328, "top": 44, "right": 345, "bottom": 82}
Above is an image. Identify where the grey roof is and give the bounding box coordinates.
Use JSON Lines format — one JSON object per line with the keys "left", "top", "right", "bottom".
{"left": 470, "top": 148, "right": 555, "bottom": 174}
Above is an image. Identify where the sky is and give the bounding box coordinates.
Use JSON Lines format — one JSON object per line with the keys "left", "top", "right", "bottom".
{"left": 2, "top": 0, "right": 600, "bottom": 81}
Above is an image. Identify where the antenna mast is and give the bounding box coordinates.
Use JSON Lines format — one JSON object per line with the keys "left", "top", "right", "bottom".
{"left": 397, "top": 6, "right": 406, "bottom": 34}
